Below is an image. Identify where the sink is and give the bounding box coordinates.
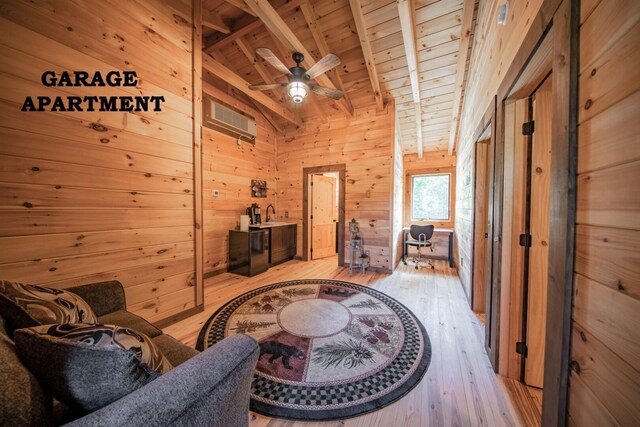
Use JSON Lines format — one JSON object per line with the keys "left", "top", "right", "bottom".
{"left": 250, "top": 221, "right": 293, "bottom": 228}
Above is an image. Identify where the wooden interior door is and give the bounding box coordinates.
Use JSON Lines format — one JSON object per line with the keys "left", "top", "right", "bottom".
{"left": 524, "top": 76, "right": 552, "bottom": 388}
{"left": 311, "top": 174, "right": 336, "bottom": 259}
{"left": 473, "top": 140, "right": 491, "bottom": 315}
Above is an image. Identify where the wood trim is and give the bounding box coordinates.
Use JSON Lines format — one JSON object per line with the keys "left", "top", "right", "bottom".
{"left": 404, "top": 167, "right": 456, "bottom": 230}
{"left": 490, "top": 0, "right": 578, "bottom": 424}
{"left": 541, "top": 0, "right": 579, "bottom": 424}
{"left": 447, "top": 0, "right": 476, "bottom": 155}
{"left": 302, "top": 164, "right": 346, "bottom": 266}
{"left": 154, "top": 304, "right": 204, "bottom": 329}
{"left": 193, "top": 0, "right": 204, "bottom": 307}
{"left": 469, "top": 97, "right": 495, "bottom": 326}
{"left": 484, "top": 96, "right": 499, "bottom": 368}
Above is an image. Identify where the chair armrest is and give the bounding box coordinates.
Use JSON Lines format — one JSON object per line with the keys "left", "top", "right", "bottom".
{"left": 65, "top": 281, "right": 126, "bottom": 317}
{"left": 65, "top": 334, "right": 259, "bottom": 427}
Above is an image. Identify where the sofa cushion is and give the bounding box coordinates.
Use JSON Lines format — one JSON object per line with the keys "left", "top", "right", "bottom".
{"left": 15, "top": 323, "right": 172, "bottom": 412}
{"left": 0, "top": 328, "right": 52, "bottom": 426}
{"left": 152, "top": 334, "right": 199, "bottom": 367}
{"left": 0, "top": 281, "right": 97, "bottom": 335}
{"left": 98, "top": 310, "right": 162, "bottom": 338}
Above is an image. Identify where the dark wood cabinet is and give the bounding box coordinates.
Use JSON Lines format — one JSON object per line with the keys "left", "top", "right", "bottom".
{"left": 228, "top": 230, "right": 269, "bottom": 277}
{"left": 269, "top": 224, "right": 297, "bottom": 266}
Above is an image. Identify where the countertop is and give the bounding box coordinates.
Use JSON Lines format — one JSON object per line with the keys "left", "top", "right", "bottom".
{"left": 249, "top": 221, "right": 296, "bottom": 229}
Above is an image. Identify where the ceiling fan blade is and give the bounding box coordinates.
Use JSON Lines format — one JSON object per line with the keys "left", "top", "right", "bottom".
{"left": 309, "top": 84, "right": 344, "bottom": 100}
{"left": 305, "top": 53, "right": 341, "bottom": 80}
{"left": 255, "top": 48, "right": 291, "bottom": 76}
{"left": 248, "top": 84, "right": 284, "bottom": 91}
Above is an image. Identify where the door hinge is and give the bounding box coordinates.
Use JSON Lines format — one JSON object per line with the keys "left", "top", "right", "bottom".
{"left": 519, "top": 233, "right": 532, "bottom": 247}
{"left": 516, "top": 341, "right": 528, "bottom": 357}
{"left": 310, "top": 214, "right": 313, "bottom": 219}
{"left": 310, "top": 247, "right": 313, "bottom": 253}
{"left": 522, "top": 121, "right": 535, "bottom": 136}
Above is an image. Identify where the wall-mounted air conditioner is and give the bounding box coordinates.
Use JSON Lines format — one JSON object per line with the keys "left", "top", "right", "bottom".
{"left": 203, "top": 96, "right": 257, "bottom": 141}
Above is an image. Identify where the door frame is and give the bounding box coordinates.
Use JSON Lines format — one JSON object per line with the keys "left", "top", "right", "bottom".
{"left": 302, "top": 164, "right": 346, "bottom": 266}
{"left": 469, "top": 98, "right": 498, "bottom": 366}
{"left": 490, "top": 0, "right": 579, "bottom": 424}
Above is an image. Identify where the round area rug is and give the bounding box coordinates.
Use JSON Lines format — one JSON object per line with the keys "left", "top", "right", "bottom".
{"left": 196, "top": 279, "right": 431, "bottom": 421}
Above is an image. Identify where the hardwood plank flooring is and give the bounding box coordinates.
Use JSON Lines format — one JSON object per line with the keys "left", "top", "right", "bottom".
{"left": 163, "top": 256, "right": 525, "bottom": 426}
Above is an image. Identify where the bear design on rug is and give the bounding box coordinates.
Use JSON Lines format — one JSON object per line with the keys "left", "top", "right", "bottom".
{"left": 323, "top": 287, "right": 357, "bottom": 298}
{"left": 259, "top": 341, "right": 304, "bottom": 370}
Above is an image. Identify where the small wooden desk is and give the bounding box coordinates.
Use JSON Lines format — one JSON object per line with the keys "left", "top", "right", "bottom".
{"left": 402, "top": 227, "right": 455, "bottom": 268}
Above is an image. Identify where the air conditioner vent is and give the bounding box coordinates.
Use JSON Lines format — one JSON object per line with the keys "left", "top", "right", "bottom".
{"left": 203, "top": 96, "right": 257, "bottom": 140}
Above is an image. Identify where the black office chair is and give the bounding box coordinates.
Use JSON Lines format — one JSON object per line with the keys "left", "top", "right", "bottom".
{"left": 406, "top": 225, "right": 435, "bottom": 270}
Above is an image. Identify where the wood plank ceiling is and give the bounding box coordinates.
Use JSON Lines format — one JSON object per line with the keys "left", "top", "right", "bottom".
{"left": 202, "top": 0, "right": 478, "bottom": 156}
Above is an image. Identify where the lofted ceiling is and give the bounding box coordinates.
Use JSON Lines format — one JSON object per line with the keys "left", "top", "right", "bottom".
{"left": 202, "top": 0, "right": 478, "bottom": 157}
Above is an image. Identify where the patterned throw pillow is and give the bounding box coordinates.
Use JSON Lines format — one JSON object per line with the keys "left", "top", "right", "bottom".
{"left": 15, "top": 323, "right": 173, "bottom": 411}
{"left": 0, "top": 281, "right": 97, "bottom": 334}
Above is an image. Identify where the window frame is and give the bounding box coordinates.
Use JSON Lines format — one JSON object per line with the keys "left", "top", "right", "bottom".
{"left": 409, "top": 172, "right": 453, "bottom": 222}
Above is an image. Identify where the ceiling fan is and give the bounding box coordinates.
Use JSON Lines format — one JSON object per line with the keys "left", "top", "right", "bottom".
{"left": 249, "top": 47, "right": 343, "bottom": 103}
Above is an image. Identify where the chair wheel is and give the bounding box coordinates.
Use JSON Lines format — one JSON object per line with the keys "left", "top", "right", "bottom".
{"left": 414, "top": 266, "right": 418, "bottom": 270}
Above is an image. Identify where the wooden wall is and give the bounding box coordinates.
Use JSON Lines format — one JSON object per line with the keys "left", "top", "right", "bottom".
{"left": 454, "top": 0, "right": 544, "bottom": 299}
{"left": 0, "top": 0, "right": 199, "bottom": 324}
{"left": 391, "top": 105, "right": 403, "bottom": 269}
{"left": 277, "top": 106, "right": 395, "bottom": 271}
{"left": 568, "top": 0, "right": 640, "bottom": 425}
{"left": 201, "top": 104, "right": 277, "bottom": 276}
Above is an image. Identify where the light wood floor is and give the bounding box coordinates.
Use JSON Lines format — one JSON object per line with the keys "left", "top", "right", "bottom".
{"left": 163, "top": 257, "right": 530, "bottom": 426}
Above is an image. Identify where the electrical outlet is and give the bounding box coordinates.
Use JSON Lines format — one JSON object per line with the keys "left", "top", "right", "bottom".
{"left": 366, "top": 190, "right": 371, "bottom": 198}
{"left": 284, "top": 210, "right": 289, "bottom": 218}
{"left": 212, "top": 189, "right": 220, "bottom": 197}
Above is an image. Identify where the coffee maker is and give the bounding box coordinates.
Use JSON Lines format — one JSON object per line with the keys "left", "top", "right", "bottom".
{"left": 246, "top": 203, "right": 261, "bottom": 225}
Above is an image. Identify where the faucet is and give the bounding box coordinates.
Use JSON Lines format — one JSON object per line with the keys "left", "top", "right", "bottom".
{"left": 266, "top": 204, "right": 275, "bottom": 223}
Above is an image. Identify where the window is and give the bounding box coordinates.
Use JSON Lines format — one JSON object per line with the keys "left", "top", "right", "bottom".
{"left": 411, "top": 173, "right": 451, "bottom": 221}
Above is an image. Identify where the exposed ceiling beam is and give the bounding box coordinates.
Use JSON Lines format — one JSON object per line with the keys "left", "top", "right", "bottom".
{"left": 299, "top": 0, "right": 355, "bottom": 115}
{"left": 235, "top": 36, "right": 293, "bottom": 121}
{"left": 212, "top": 47, "right": 294, "bottom": 129}
{"left": 348, "top": 0, "right": 384, "bottom": 111}
{"left": 204, "top": 0, "right": 302, "bottom": 52}
{"left": 243, "top": 0, "right": 354, "bottom": 118}
{"left": 397, "top": 0, "right": 423, "bottom": 158}
{"left": 223, "top": 0, "right": 257, "bottom": 17}
{"left": 203, "top": 53, "right": 301, "bottom": 127}
{"left": 448, "top": 0, "right": 476, "bottom": 155}
{"left": 253, "top": 101, "right": 283, "bottom": 133}
{"left": 202, "top": 11, "right": 230, "bottom": 33}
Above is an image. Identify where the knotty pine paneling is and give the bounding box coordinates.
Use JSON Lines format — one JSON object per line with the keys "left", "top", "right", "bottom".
{"left": 453, "top": 0, "right": 544, "bottom": 301}
{"left": 201, "top": 113, "right": 277, "bottom": 275}
{"left": 0, "top": 0, "right": 198, "bottom": 323}
{"left": 277, "top": 106, "right": 395, "bottom": 271}
{"left": 391, "top": 107, "right": 403, "bottom": 269}
{"left": 569, "top": 1, "right": 640, "bottom": 424}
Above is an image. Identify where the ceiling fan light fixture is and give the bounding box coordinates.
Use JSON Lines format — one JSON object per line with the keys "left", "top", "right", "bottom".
{"left": 288, "top": 81, "right": 308, "bottom": 103}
